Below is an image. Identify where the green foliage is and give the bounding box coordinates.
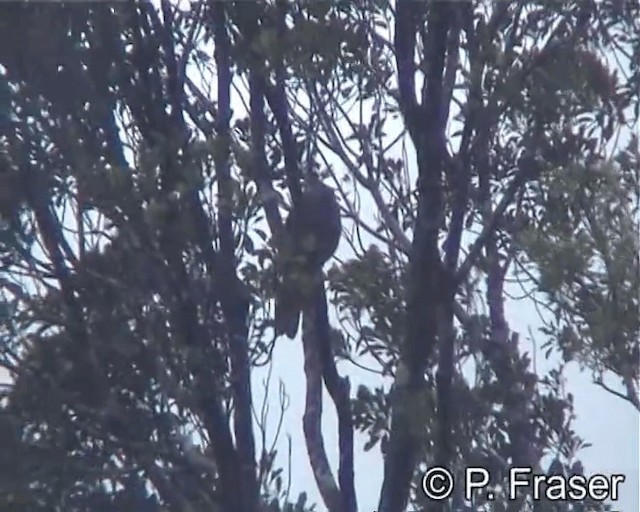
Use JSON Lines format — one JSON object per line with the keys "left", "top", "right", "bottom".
{"left": 329, "top": 246, "right": 403, "bottom": 369}
{"left": 518, "top": 154, "right": 639, "bottom": 380}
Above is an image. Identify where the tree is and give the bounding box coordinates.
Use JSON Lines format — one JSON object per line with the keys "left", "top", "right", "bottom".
{"left": 0, "top": 2, "right": 637, "bottom": 512}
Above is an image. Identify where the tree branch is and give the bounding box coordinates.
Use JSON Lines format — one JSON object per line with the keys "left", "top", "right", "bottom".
{"left": 123, "top": 9, "right": 245, "bottom": 509}
{"left": 211, "top": 4, "right": 258, "bottom": 511}
{"left": 454, "top": 154, "right": 537, "bottom": 287}
{"left": 314, "top": 283, "right": 357, "bottom": 512}
{"left": 302, "top": 294, "right": 345, "bottom": 512}
{"left": 380, "top": 2, "right": 452, "bottom": 511}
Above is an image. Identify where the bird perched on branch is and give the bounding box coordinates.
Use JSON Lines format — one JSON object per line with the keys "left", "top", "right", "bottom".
{"left": 274, "top": 174, "right": 341, "bottom": 338}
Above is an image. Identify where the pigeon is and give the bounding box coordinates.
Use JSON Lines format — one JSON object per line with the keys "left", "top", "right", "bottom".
{"left": 274, "top": 174, "right": 341, "bottom": 338}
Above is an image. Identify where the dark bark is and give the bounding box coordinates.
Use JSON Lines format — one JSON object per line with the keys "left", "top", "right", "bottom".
{"left": 302, "top": 304, "right": 344, "bottom": 512}
{"left": 313, "top": 284, "right": 357, "bottom": 512}
{"left": 211, "top": 3, "right": 258, "bottom": 511}
{"left": 378, "top": 3, "right": 452, "bottom": 512}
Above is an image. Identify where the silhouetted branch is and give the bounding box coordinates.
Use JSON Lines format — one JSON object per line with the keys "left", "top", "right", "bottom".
{"left": 263, "top": 0, "right": 303, "bottom": 203}
{"left": 379, "top": 3, "right": 451, "bottom": 511}
{"left": 596, "top": 377, "right": 640, "bottom": 411}
{"left": 233, "top": 4, "right": 284, "bottom": 237}
{"left": 314, "top": 283, "right": 356, "bottom": 512}
{"left": 454, "top": 155, "right": 537, "bottom": 287}
{"left": 302, "top": 294, "right": 345, "bottom": 512}
{"left": 479, "top": 123, "right": 538, "bottom": 510}
{"left": 24, "top": 163, "right": 110, "bottom": 410}
{"left": 211, "top": 4, "right": 258, "bottom": 511}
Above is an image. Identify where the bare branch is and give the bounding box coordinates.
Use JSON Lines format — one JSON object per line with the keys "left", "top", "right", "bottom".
{"left": 301, "top": 299, "right": 345, "bottom": 512}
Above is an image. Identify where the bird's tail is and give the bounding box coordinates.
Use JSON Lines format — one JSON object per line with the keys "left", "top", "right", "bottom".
{"left": 274, "top": 282, "right": 301, "bottom": 338}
